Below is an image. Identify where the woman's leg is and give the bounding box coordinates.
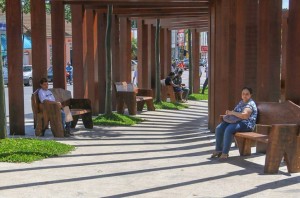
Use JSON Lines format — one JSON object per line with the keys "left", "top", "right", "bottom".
{"left": 215, "top": 122, "right": 230, "bottom": 152}
{"left": 222, "top": 122, "right": 250, "bottom": 154}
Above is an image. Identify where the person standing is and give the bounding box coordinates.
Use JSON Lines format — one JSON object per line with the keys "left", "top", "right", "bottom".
{"left": 66, "top": 62, "right": 73, "bottom": 83}
{"left": 201, "top": 65, "right": 208, "bottom": 94}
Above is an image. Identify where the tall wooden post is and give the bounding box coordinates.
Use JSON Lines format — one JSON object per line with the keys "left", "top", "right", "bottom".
{"left": 71, "top": 5, "right": 84, "bottom": 98}
{"left": 31, "top": 0, "right": 47, "bottom": 91}
{"left": 286, "top": 0, "right": 300, "bottom": 104}
{"left": 6, "top": 0, "right": 25, "bottom": 135}
{"left": 137, "top": 19, "right": 149, "bottom": 88}
{"left": 97, "top": 12, "right": 107, "bottom": 113}
{"left": 192, "top": 29, "right": 200, "bottom": 93}
{"left": 164, "top": 29, "right": 172, "bottom": 75}
{"left": 119, "top": 17, "right": 131, "bottom": 82}
{"left": 51, "top": 1, "right": 66, "bottom": 89}
{"left": 257, "top": 0, "right": 282, "bottom": 102}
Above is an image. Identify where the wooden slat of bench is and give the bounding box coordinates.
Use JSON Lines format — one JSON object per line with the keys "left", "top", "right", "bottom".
{"left": 70, "top": 109, "right": 91, "bottom": 116}
{"left": 136, "top": 96, "right": 153, "bottom": 102}
{"left": 235, "top": 132, "right": 269, "bottom": 143}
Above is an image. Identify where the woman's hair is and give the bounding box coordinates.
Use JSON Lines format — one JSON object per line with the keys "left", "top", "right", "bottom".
{"left": 242, "top": 87, "right": 253, "bottom": 94}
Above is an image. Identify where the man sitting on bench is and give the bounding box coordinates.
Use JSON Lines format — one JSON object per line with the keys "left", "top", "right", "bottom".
{"left": 38, "top": 78, "right": 72, "bottom": 137}
{"left": 165, "top": 72, "right": 184, "bottom": 103}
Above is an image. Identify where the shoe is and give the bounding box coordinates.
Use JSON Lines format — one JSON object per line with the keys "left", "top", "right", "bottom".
{"left": 64, "top": 132, "right": 70, "bottom": 137}
{"left": 219, "top": 153, "right": 229, "bottom": 160}
{"left": 210, "top": 151, "right": 222, "bottom": 158}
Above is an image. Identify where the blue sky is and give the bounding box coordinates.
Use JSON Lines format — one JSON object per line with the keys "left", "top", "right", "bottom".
{"left": 282, "top": 0, "right": 289, "bottom": 9}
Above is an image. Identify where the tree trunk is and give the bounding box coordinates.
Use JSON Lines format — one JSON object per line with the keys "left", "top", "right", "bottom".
{"left": 155, "top": 19, "right": 161, "bottom": 102}
{"left": 105, "top": 5, "right": 113, "bottom": 114}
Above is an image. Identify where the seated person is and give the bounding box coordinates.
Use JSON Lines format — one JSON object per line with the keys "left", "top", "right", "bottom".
{"left": 211, "top": 87, "right": 257, "bottom": 159}
{"left": 165, "top": 72, "right": 184, "bottom": 102}
{"left": 38, "top": 78, "right": 72, "bottom": 137}
{"left": 173, "top": 70, "right": 189, "bottom": 101}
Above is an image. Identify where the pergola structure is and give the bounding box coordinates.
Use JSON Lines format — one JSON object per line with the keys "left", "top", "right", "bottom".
{"left": 4, "top": 0, "right": 300, "bottom": 135}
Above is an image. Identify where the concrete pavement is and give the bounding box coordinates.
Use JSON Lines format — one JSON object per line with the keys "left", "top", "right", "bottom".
{"left": 0, "top": 100, "right": 299, "bottom": 198}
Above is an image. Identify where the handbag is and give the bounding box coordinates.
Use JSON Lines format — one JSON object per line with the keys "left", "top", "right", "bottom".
{"left": 223, "top": 114, "right": 242, "bottom": 124}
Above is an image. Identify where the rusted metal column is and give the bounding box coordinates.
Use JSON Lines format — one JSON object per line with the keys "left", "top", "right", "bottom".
{"left": 281, "top": 10, "right": 288, "bottom": 102}
{"left": 6, "top": 0, "right": 25, "bottom": 135}
{"left": 31, "top": 0, "right": 47, "bottom": 91}
{"left": 51, "top": 1, "right": 66, "bottom": 89}
{"left": 137, "top": 19, "right": 149, "bottom": 88}
{"left": 164, "top": 29, "right": 172, "bottom": 75}
{"left": 286, "top": 0, "right": 300, "bottom": 104}
{"left": 84, "top": 10, "right": 97, "bottom": 115}
{"left": 192, "top": 29, "right": 200, "bottom": 93}
{"left": 160, "top": 28, "right": 166, "bottom": 78}
{"left": 257, "top": 0, "right": 281, "bottom": 102}
{"left": 97, "top": 12, "right": 107, "bottom": 113}
{"left": 71, "top": 5, "right": 84, "bottom": 98}
{"left": 119, "top": 17, "right": 131, "bottom": 82}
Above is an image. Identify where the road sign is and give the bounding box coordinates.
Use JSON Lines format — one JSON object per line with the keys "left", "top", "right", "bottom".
{"left": 201, "top": 46, "right": 208, "bottom": 52}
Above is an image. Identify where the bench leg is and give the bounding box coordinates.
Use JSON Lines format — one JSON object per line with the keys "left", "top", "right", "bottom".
{"left": 137, "top": 101, "right": 145, "bottom": 111}
{"left": 235, "top": 137, "right": 252, "bottom": 156}
{"left": 71, "top": 115, "right": 79, "bottom": 128}
{"left": 146, "top": 100, "right": 155, "bottom": 111}
{"left": 116, "top": 98, "right": 125, "bottom": 114}
{"left": 82, "top": 113, "right": 93, "bottom": 129}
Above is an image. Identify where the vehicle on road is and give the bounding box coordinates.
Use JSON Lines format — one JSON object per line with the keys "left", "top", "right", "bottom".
{"left": 23, "top": 65, "right": 33, "bottom": 86}
{"left": 47, "top": 66, "right": 53, "bottom": 82}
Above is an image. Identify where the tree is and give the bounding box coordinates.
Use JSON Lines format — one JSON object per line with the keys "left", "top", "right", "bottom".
{"left": 0, "top": 0, "right": 72, "bottom": 23}
{"left": 131, "top": 37, "right": 137, "bottom": 60}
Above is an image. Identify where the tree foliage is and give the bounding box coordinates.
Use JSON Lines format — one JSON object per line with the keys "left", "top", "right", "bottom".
{"left": 0, "top": 0, "right": 72, "bottom": 23}
{"left": 131, "top": 37, "right": 137, "bottom": 60}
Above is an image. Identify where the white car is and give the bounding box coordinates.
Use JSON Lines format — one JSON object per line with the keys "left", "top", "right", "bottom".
{"left": 23, "top": 65, "right": 33, "bottom": 86}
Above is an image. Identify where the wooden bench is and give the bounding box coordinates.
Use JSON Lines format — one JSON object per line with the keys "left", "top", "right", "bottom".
{"left": 114, "top": 82, "right": 155, "bottom": 115}
{"left": 160, "top": 79, "right": 179, "bottom": 102}
{"left": 31, "top": 88, "right": 93, "bottom": 137}
{"left": 226, "top": 101, "right": 300, "bottom": 173}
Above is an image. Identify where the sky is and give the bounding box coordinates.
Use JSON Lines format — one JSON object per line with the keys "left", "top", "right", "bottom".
{"left": 282, "top": 0, "right": 289, "bottom": 9}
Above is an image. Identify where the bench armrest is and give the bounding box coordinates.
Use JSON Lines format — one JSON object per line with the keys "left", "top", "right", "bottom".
{"left": 255, "top": 124, "right": 272, "bottom": 135}
{"left": 137, "top": 88, "right": 153, "bottom": 97}
{"left": 219, "top": 115, "right": 225, "bottom": 122}
{"left": 69, "top": 99, "right": 92, "bottom": 110}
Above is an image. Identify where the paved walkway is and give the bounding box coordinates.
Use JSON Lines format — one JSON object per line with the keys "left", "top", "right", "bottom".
{"left": 0, "top": 100, "right": 299, "bottom": 198}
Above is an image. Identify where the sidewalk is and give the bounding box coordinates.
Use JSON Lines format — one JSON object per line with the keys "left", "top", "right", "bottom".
{"left": 0, "top": 100, "right": 299, "bottom": 198}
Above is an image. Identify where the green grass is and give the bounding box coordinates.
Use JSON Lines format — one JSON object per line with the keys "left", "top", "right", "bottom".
{"left": 93, "top": 113, "right": 144, "bottom": 126}
{"left": 0, "top": 138, "right": 75, "bottom": 163}
{"left": 188, "top": 89, "right": 208, "bottom": 101}
{"left": 154, "top": 101, "right": 189, "bottom": 110}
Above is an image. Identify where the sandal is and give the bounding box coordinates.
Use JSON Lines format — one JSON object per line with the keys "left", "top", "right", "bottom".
{"left": 210, "top": 151, "right": 222, "bottom": 158}
{"left": 219, "top": 153, "right": 229, "bottom": 159}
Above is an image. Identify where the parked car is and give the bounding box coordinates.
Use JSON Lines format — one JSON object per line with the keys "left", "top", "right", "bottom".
{"left": 2, "top": 66, "right": 8, "bottom": 85}
{"left": 23, "top": 65, "right": 32, "bottom": 86}
{"left": 47, "top": 66, "right": 53, "bottom": 82}
{"left": 131, "top": 60, "right": 138, "bottom": 71}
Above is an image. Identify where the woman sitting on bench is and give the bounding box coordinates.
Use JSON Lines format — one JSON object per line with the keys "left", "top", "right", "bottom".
{"left": 211, "top": 87, "right": 258, "bottom": 159}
